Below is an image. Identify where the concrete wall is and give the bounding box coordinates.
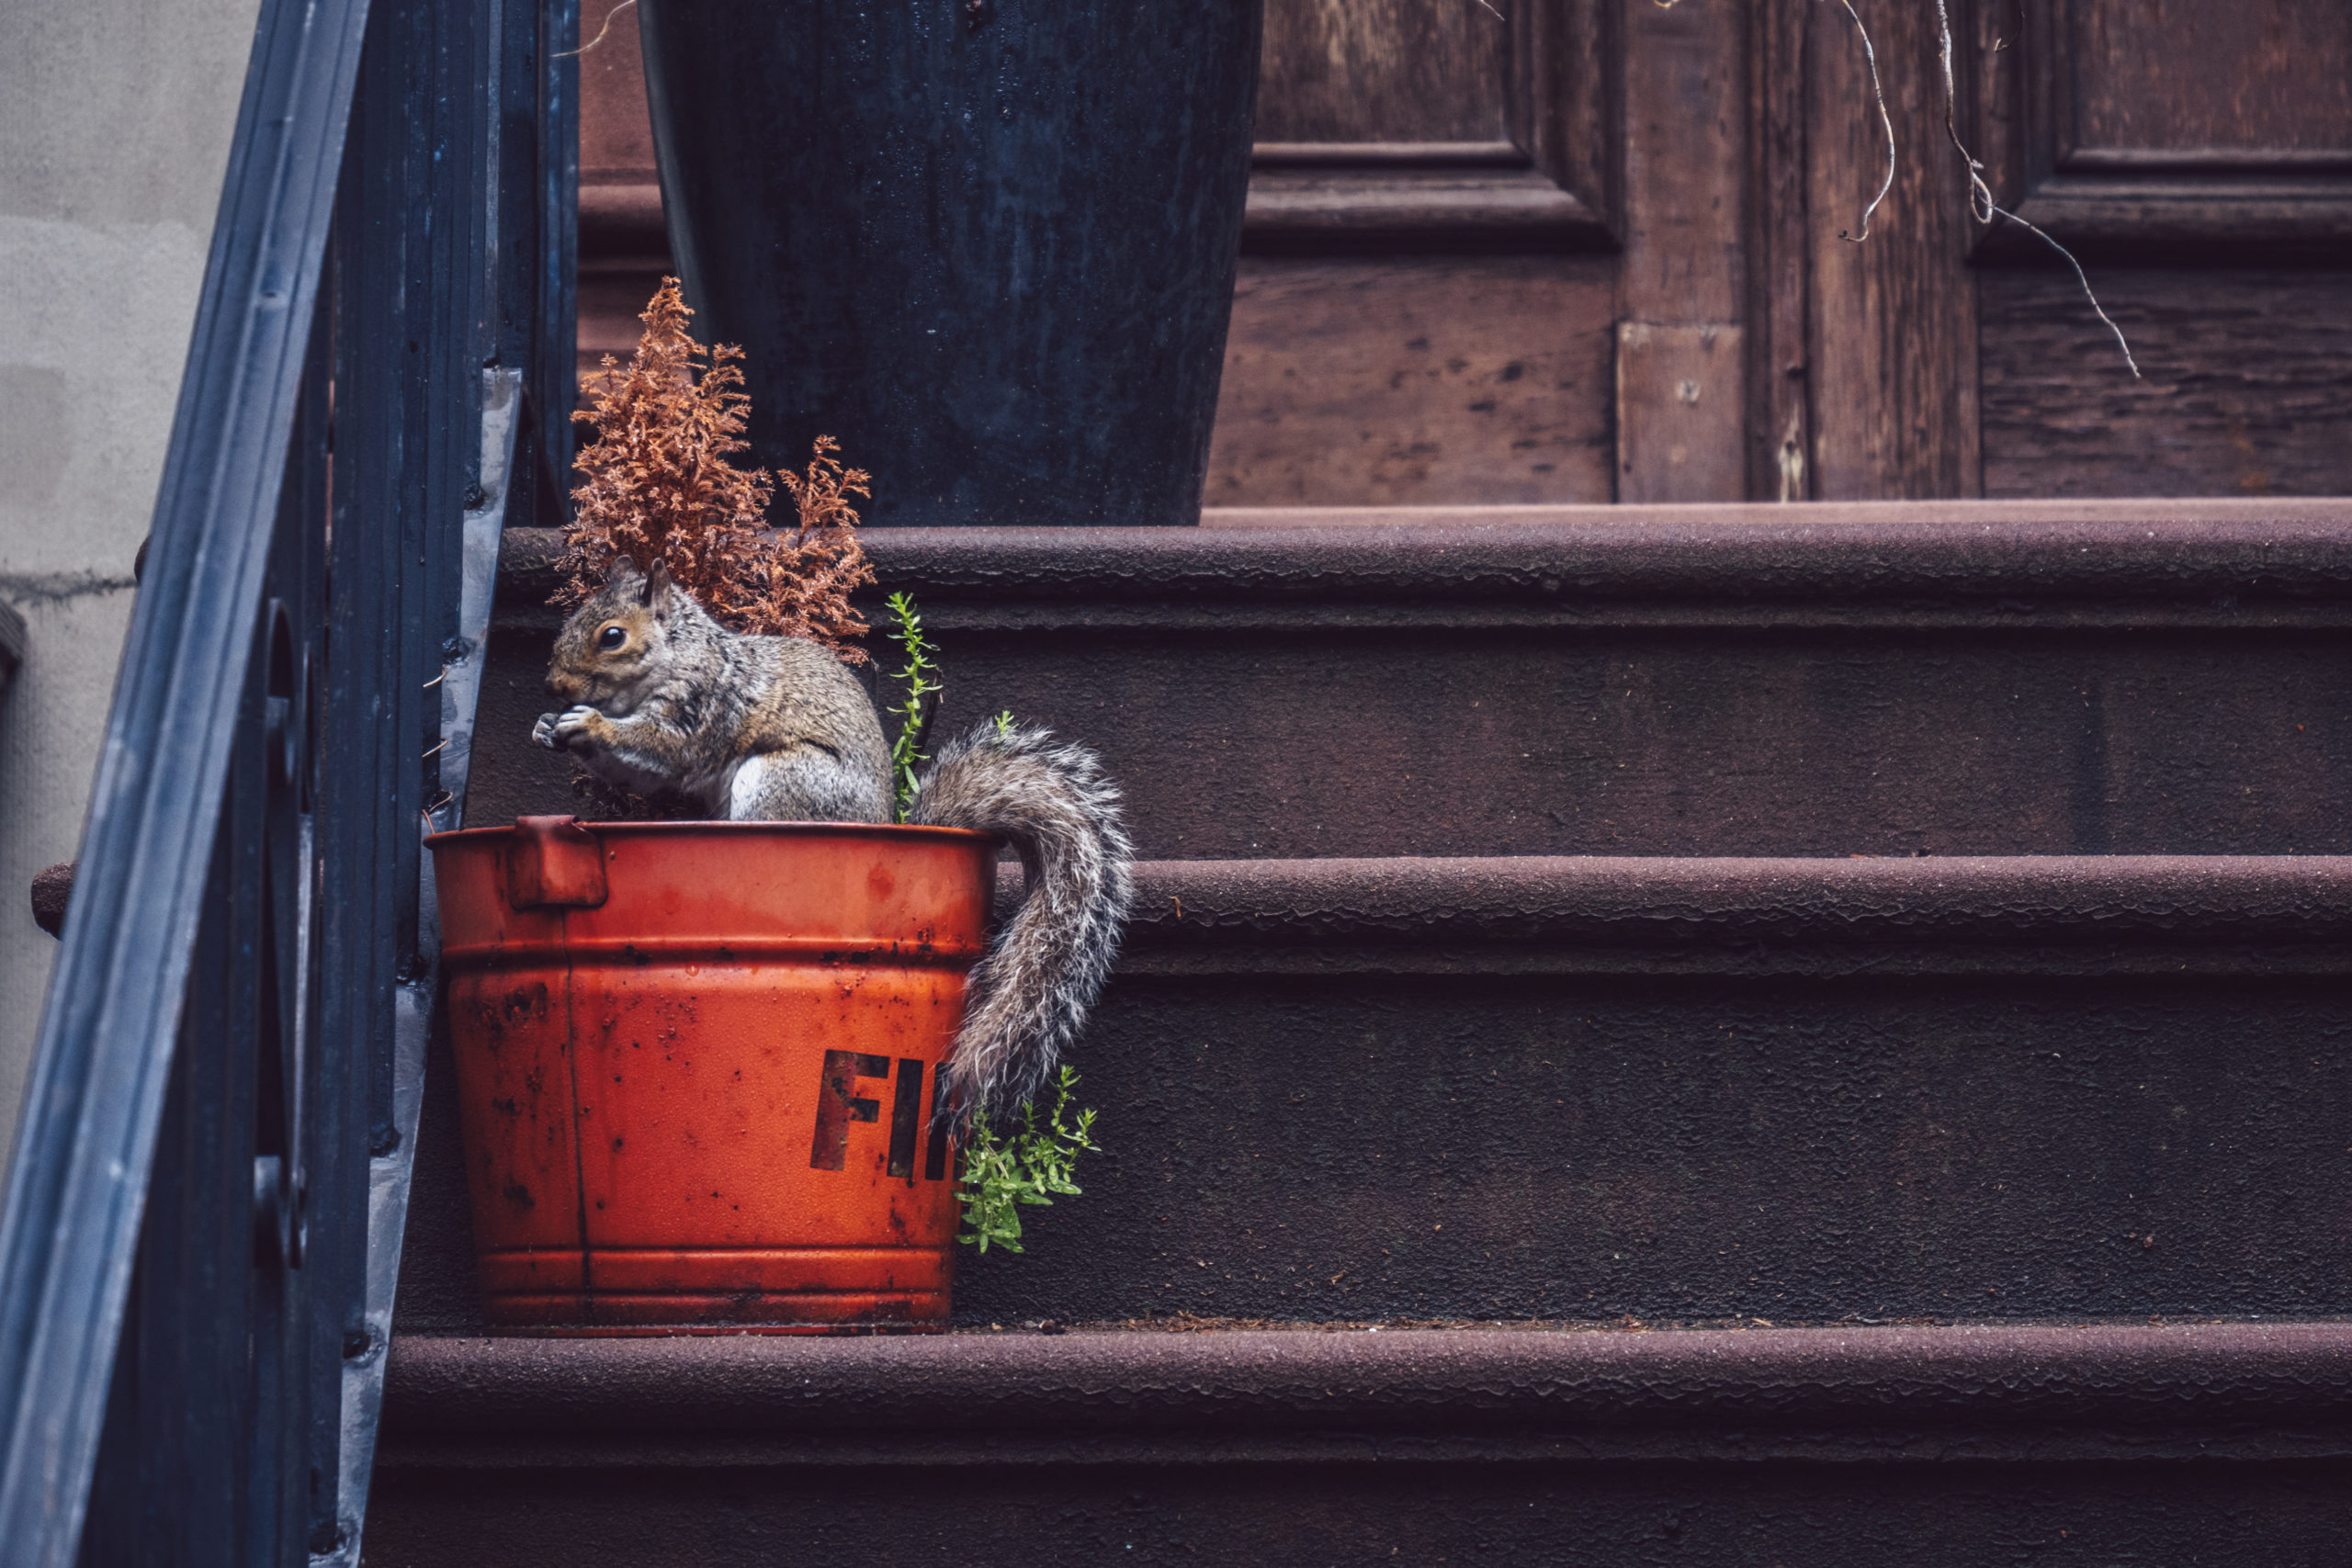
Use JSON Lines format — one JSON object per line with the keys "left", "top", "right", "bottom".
{"left": 0, "top": 0, "right": 263, "bottom": 1174}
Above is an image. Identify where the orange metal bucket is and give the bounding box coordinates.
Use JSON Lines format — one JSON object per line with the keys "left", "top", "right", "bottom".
{"left": 425, "top": 816, "right": 996, "bottom": 1333}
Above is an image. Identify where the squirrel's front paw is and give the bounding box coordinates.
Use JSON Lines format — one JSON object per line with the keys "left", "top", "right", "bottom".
{"left": 534, "top": 705, "right": 604, "bottom": 752}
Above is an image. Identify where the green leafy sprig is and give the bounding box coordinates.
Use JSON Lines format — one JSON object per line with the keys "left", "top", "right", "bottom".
{"left": 883, "top": 591, "right": 941, "bottom": 822}
{"left": 956, "top": 1066, "right": 1099, "bottom": 1254}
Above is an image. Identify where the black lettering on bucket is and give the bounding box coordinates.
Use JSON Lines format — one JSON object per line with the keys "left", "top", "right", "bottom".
{"left": 924, "top": 1069, "right": 954, "bottom": 1182}
{"left": 887, "top": 1058, "right": 924, "bottom": 1179}
{"left": 808, "top": 1050, "right": 890, "bottom": 1170}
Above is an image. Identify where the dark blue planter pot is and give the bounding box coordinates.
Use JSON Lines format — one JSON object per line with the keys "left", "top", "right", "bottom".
{"left": 638, "top": 0, "right": 1262, "bottom": 527}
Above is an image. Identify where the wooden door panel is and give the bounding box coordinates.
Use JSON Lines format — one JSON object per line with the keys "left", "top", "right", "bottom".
{"left": 1256, "top": 0, "right": 1509, "bottom": 144}
{"left": 1216, "top": 0, "right": 1620, "bottom": 505}
{"left": 1970, "top": 0, "right": 2352, "bottom": 498}
{"left": 1983, "top": 268, "right": 2352, "bottom": 499}
{"left": 1977, "top": 0, "right": 2352, "bottom": 249}
{"left": 1244, "top": 0, "right": 1613, "bottom": 248}
{"left": 1204, "top": 254, "right": 1614, "bottom": 505}
{"left": 2070, "top": 0, "right": 2351, "bottom": 158}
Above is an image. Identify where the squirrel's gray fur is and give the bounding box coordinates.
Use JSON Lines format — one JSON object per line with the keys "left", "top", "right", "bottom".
{"left": 536, "top": 558, "right": 892, "bottom": 822}
{"left": 537, "top": 558, "right": 1131, "bottom": 1117}
{"left": 907, "top": 720, "right": 1134, "bottom": 1117}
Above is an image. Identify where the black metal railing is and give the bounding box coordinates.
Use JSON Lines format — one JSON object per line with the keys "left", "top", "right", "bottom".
{"left": 0, "top": 0, "right": 574, "bottom": 1562}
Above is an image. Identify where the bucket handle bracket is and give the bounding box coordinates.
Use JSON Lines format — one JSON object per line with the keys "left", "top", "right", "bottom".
{"left": 506, "top": 815, "right": 609, "bottom": 909}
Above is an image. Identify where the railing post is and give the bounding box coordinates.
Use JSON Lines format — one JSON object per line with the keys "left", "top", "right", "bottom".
{"left": 0, "top": 0, "right": 369, "bottom": 1556}
{"left": 0, "top": 0, "right": 573, "bottom": 1559}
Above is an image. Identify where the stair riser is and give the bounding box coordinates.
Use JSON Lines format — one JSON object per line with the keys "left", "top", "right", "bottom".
{"left": 364, "top": 1458, "right": 2352, "bottom": 1567}
{"left": 470, "top": 621, "right": 2352, "bottom": 857}
{"left": 961, "top": 971, "right": 2352, "bottom": 1325}
{"left": 396, "top": 964, "right": 2352, "bottom": 1328}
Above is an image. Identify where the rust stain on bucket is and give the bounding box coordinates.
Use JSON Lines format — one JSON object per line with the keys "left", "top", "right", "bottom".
{"left": 427, "top": 818, "right": 996, "bottom": 1334}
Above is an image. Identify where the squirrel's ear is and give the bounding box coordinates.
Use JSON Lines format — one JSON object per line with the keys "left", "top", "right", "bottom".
{"left": 604, "top": 556, "right": 644, "bottom": 592}
{"left": 642, "top": 558, "right": 673, "bottom": 608}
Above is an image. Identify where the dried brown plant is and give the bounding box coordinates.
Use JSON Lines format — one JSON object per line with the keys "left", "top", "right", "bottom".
{"left": 719, "top": 436, "right": 876, "bottom": 658}
{"left": 558, "top": 276, "right": 876, "bottom": 660}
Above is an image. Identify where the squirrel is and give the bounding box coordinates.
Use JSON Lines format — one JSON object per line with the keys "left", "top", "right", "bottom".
{"left": 535, "top": 557, "right": 1134, "bottom": 1118}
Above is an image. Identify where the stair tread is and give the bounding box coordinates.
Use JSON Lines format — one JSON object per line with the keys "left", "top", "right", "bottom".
{"left": 1125, "top": 853, "right": 2352, "bottom": 930}
{"left": 1111, "top": 855, "right": 2352, "bottom": 976}
{"left": 494, "top": 508, "right": 2352, "bottom": 631}
{"left": 381, "top": 1320, "right": 2352, "bottom": 1447}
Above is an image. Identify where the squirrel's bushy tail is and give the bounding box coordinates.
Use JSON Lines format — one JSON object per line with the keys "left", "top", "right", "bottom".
{"left": 910, "top": 721, "right": 1133, "bottom": 1121}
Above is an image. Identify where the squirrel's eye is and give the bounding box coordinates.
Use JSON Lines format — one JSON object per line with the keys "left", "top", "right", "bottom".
{"left": 597, "top": 625, "right": 627, "bottom": 650}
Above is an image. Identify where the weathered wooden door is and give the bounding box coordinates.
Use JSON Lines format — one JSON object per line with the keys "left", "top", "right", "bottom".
{"left": 577, "top": 0, "right": 2352, "bottom": 508}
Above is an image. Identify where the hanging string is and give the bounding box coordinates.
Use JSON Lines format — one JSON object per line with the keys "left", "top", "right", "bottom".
{"left": 557, "top": 0, "right": 637, "bottom": 61}
{"left": 1930, "top": 0, "right": 2139, "bottom": 376}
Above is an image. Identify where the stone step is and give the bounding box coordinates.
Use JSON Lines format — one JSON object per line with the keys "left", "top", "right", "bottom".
{"left": 393, "top": 854, "right": 2352, "bottom": 1334}
{"left": 478, "top": 502, "right": 2352, "bottom": 857}
{"left": 367, "top": 1323, "right": 2352, "bottom": 1566}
